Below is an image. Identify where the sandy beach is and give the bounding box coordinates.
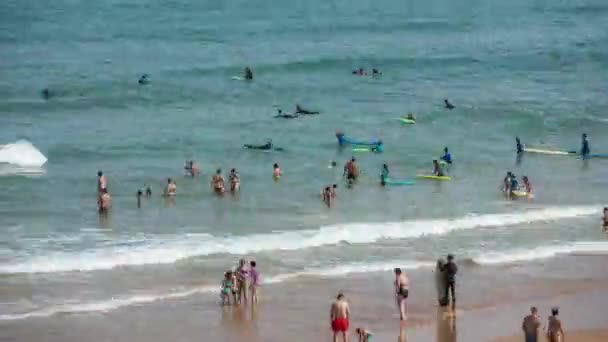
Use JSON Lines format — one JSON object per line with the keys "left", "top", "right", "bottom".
{"left": 2, "top": 254, "right": 608, "bottom": 342}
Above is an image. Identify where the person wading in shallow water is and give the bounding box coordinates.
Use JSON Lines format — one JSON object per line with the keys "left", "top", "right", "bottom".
{"left": 441, "top": 254, "right": 458, "bottom": 309}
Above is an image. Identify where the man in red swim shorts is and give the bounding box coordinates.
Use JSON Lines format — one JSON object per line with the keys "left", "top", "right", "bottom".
{"left": 330, "top": 293, "right": 350, "bottom": 342}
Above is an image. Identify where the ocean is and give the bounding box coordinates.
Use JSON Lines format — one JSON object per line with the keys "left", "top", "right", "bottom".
{"left": 1, "top": 0, "right": 608, "bottom": 328}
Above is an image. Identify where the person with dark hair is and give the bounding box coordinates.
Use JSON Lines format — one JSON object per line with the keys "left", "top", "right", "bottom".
{"left": 136, "top": 189, "right": 143, "bottom": 208}
{"left": 330, "top": 293, "right": 350, "bottom": 342}
{"left": 516, "top": 137, "right": 524, "bottom": 154}
{"left": 581, "top": 133, "right": 590, "bottom": 158}
{"left": 97, "top": 170, "right": 108, "bottom": 194}
{"left": 394, "top": 268, "right": 409, "bottom": 321}
{"left": 249, "top": 260, "right": 260, "bottom": 304}
{"left": 444, "top": 99, "right": 455, "bottom": 110}
{"left": 547, "top": 307, "right": 564, "bottom": 342}
{"left": 211, "top": 169, "right": 225, "bottom": 194}
{"left": 603, "top": 207, "right": 608, "bottom": 231}
{"left": 522, "top": 307, "right": 541, "bottom": 342}
{"left": 441, "top": 254, "right": 458, "bottom": 309}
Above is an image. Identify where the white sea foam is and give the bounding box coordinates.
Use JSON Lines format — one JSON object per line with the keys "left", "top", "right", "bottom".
{"left": 0, "top": 260, "right": 429, "bottom": 321}
{"left": 473, "top": 241, "right": 608, "bottom": 265}
{"left": 0, "top": 206, "right": 599, "bottom": 274}
{"left": 0, "top": 140, "right": 47, "bottom": 167}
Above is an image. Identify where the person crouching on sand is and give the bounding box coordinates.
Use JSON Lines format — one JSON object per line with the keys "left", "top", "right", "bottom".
{"left": 355, "top": 327, "right": 373, "bottom": 342}
{"left": 330, "top": 293, "right": 350, "bottom": 342}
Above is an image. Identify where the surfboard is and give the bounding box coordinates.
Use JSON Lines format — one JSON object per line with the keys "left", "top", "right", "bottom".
{"left": 384, "top": 179, "right": 415, "bottom": 186}
{"left": 399, "top": 118, "right": 416, "bottom": 124}
{"left": 523, "top": 147, "right": 576, "bottom": 155}
{"left": 352, "top": 148, "right": 372, "bottom": 153}
{"left": 231, "top": 76, "right": 244, "bottom": 81}
{"left": 417, "top": 175, "right": 452, "bottom": 181}
{"left": 511, "top": 190, "right": 529, "bottom": 198}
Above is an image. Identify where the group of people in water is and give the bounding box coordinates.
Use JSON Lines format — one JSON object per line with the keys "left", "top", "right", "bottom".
{"left": 220, "top": 258, "right": 260, "bottom": 306}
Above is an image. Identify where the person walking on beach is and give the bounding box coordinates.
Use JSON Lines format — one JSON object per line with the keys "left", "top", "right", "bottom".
{"left": 441, "top": 254, "right": 458, "bottom": 309}
{"left": 546, "top": 307, "right": 565, "bottom": 342}
{"left": 330, "top": 293, "right": 350, "bottom": 342}
{"left": 394, "top": 268, "right": 409, "bottom": 321}
{"left": 522, "top": 306, "right": 541, "bottom": 342}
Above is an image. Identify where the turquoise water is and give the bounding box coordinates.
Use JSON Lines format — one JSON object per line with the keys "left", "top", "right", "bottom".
{"left": 1, "top": 0, "right": 608, "bottom": 320}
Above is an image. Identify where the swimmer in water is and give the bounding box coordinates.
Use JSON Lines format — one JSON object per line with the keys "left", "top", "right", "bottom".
{"left": 503, "top": 171, "right": 513, "bottom": 196}
{"left": 145, "top": 184, "right": 152, "bottom": 198}
{"left": 244, "top": 67, "right": 253, "bottom": 80}
{"left": 352, "top": 68, "right": 367, "bottom": 76}
{"left": 509, "top": 173, "right": 519, "bottom": 198}
{"left": 522, "top": 176, "right": 532, "bottom": 194}
{"left": 372, "top": 68, "right": 381, "bottom": 76}
{"left": 229, "top": 168, "right": 240, "bottom": 192}
{"left": 331, "top": 184, "right": 337, "bottom": 198}
{"left": 432, "top": 160, "right": 445, "bottom": 177}
{"left": 406, "top": 112, "right": 416, "bottom": 121}
{"left": 371, "top": 140, "right": 384, "bottom": 153}
{"left": 344, "top": 157, "right": 360, "bottom": 185}
{"left": 516, "top": 137, "right": 524, "bottom": 154}
{"left": 602, "top": 207, "right": 607, "bottom": 231}
{"left": 97, "top": 171, "right": 108, "bottom": 195}
{"left": 212, "top": 169, "right": 225, "bottom": 194}
{"left": 444, "top": 99, "right": 455, "bottom": 110}
{"left": 41, "top": 88, "right": 51, "bottom": 100}
{"left": 138, "top": 74, "right": 149, "bottom": 85}
{"left": 275, "top": 109, "right": 299, "bottom": 119}
{"left": 136, "top": 189, "right": 143, "bottom": 208}
{"left": 581, "top": 133, "right": 590, "bottom": 158}
{"left": 322, "top": 186, "right": 332, "bottom": 207}
{"left": 164, "top": 178, "right": 177, "bottom": 196}
{"left": 273, "top": 163, "right": 282, "bottom": 179}
{"left": 380, "top": 163, "right": 389, "bottom": 186}
{"left": 441, "top": 147, "right": 453, "bottom": 164}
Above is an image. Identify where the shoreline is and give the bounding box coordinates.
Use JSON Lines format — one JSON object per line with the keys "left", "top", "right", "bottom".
{"left": 2, "top": 254, "right": 608, "bottom": 341}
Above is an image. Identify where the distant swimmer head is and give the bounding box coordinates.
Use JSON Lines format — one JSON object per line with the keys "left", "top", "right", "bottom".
{"left": 332, "top": 184, "right": 337, "bottom": 189}
{"left": 41, "top": 88, "right": 51, "bottom": 99}
{"left": 331, "top": 160, "right": 337, "bottom": 167}
{"left": 273, "top": 163, "right": 279, "bottom": 169}
{"left": 230, "top": 168, "right": 236, "bottom": 173}
{"left": 216, "top": 169, "right": 221, "bottom": 175}
{"left": 97, "top": 170, "right": 103, "bottom": 177}
{"left": 138, "top": 74, "right": 149, "bottom": 84}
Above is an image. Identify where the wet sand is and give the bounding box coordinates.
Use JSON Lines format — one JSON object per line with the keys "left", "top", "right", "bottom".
{"left": 2, "top": 254, "right": 608, "bottom": 342}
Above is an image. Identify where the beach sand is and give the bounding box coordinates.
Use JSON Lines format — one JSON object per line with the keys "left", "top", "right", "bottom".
{"left": 2, "top": 254, "right": 608, "bottom": 342}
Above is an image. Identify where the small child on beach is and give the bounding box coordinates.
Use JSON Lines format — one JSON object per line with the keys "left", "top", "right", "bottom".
{"left": 249, "top": 260, "right": 261, "bottom": 304}
{"left": 221, "top": 271, "right": 235, "bottom": 305}
{"left": 355, "top": 327, "right": 373, "bottom": 342}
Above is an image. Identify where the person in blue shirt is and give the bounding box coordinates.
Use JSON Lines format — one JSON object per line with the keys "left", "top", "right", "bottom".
{"left": 516, "top": 137, "right": 524, "bottom": 154}
{"left": 441, "top": 147, "right": 453, "bottom": 164}
{"left": 581, "top": 133, "right": 590, "bottom": 158}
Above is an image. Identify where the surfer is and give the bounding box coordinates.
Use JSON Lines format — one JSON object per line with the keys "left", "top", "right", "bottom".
{"left": 394, "top": 268, "right": 409, "bottom": 321}
{"left": 330, "top": 293, "right": 351, "bottom": 342}
{"left": 244, "top": 139, "right": 273, "bottom": 150}
{"left": 136, "top": 189, "right": 143, "bottom": 208}
{"left": 244, "top": 67, "right": 253, "bottom": 80}
{"left": 444, "top": 99, "right": 455, "bottom": 110}
{"left": 510, "top": 174, "right": 520, "bottom": 195}
{"left": 440, "top": 254, "right": 458, "bottom": 309}
{"left": 380, "top": 163, "right": 389, "bottom": 186}
{"left": 322, "top": 186, "right": 332, "bottom": 207}
{"left": 406, "top": 113, "right": 416, "bottom": 121}
{"left": 98, "top": 188, "right": 112, "bottom": 213}
{"left": 138, "top": 74, "right": 149, "bottom": 85}
{"left": 145, "top": 184, "right": 152, "bottom": 198}
{"left": 372, "top": 68, "right": 381, "bottom": 76}
{"left": 164, "top": 178, "right": 177, "bottom": 196}
{"left": 516, "top": 137, "right": 524, "bottom": 154}
{"left": 273, "top": 163, "right": 282, "bottom": 179}
{"left": 295, "top": 104, "right": 319, "bottom": 115}
{"left": 435, "top": 259, "right": 448, "bottom": 306}
{"left": 432, "top": 160, "right": 445, "bottom": 177}
{"left": 229, "top": 168, "right": 240, "bottom": 192}
{"left": 275, "top": 109, "right": 299, "bottom": 119}
{"left": 352, "top": 68, "right": 367, "bottom": 76}
{"left": 602, "top": 207, "right": 607, "bottom": 231}
{"left": 581, "top": 133, "right": 590, "bottom": 158}
{"left": 344, "top": 157, "right": 360, "bottom": 185}
{"left": 441, "top": 147, "right": 453, "bottom": 164}
{"left": 211, "top": 169, "right": 225, "bottom": 194}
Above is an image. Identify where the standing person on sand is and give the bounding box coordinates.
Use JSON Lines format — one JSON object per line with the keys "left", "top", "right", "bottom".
{"left": 394, "top": 268, "right": 409, "bottom": 321}
{"left": 441, "top": 254, "right": 458, "bottom": 309}
{"left": 547, "top": 307, "right": 565, "bottom": 342}
{"left": 522, "top": 306, "right": 541, "bottom": 342}
{"left": 330, "top": 293, "right": 350, "bottom": 342}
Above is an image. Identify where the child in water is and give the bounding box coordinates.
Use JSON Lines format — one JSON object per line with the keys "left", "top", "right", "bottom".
{"left": 221, "top": 271, "right": 235, "bottom": 305}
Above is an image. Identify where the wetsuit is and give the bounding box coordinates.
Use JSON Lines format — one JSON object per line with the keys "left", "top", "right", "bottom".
{"left": 441, "top": 261, "right": 458, "bottom": 306}
{"left": 581, "top": 139, "right": 590, "bottom": 157}
{"left": 244, "top": 143, "right": 272, "bottom": 150}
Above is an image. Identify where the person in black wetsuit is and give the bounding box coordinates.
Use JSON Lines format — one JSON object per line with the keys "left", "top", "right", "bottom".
{"left": 516, "top": 137, "right": 524, "bottom": 154}
{"left": 581, "top": 133, "right": 590, "bottom": 158}
{"left": 138, "top": 74, "right": 149, "bottom": 85}
{"left": 440, "top": 254, "right": 458, "bottom": 309}
{"left": 275, "top": 109, "right": 299, "bottom": 119}
{"left": 444, "top": 99, "right": 455, "bottom": 110}
{"left": 244, "top": 67, "right": 253, "bottom": 80}
{"left": 244, "top": 139, "right": 273, "bottom": 150}
{"left": 295, "top": 104, "right": 319, "bottom": 115}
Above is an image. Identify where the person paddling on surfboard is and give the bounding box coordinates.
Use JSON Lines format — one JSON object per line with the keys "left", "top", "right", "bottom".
{"left": 441, "top": 147, "right": 453, "bottom": 164}
{"left": 295, "top": 104, "right": 319, "bottom": 115}
{"left": 244, "top": 139, "right": 273, "bottom": 150}
{"left": 581, "top": 133, "right": 590, "bottom": 158}
{"left": 444, "top": 99, "right": 455, "bottom": 110}
{"left": 432, "top": 160, "right": 445, "bottom": 177}
{"left": 275, "top": 109, "right": 299, "bottom": 119}
{"left": 243, "top": 67, "right": 253, "bottom": 80}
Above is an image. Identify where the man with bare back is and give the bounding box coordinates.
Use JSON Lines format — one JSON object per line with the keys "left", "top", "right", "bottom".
{"left": 330, "top": 293, "right": 350, "bottom": 342}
